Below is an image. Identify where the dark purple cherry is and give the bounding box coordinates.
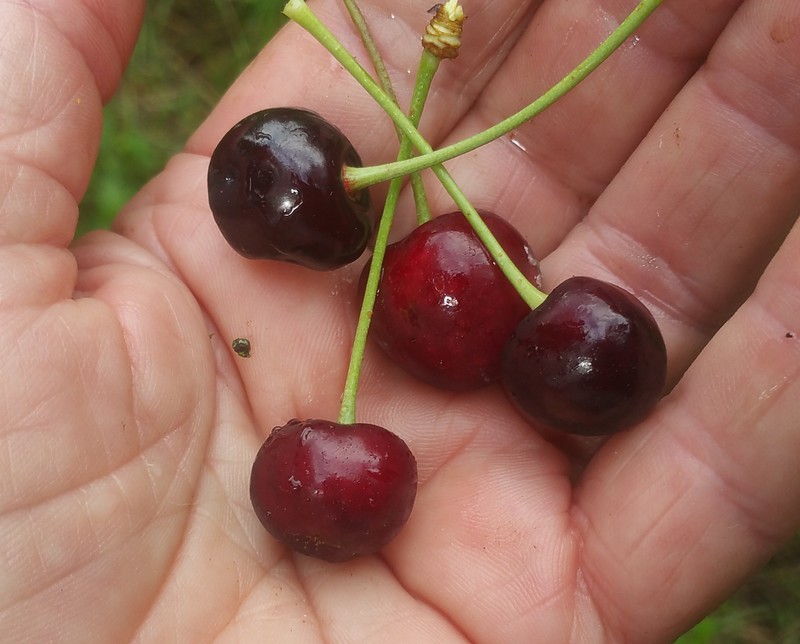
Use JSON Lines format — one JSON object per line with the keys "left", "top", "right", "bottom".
{"left": 501, "top": 276, "right": 667, "bottom": 436}
{"left": 249, "top": 418, "right": 417, "bottom": 562}
{"left": 208, "top": 107, "right": 373, "bottom": 270}
{"left": 367, "top": 211, "right": 541, "bottom": 390}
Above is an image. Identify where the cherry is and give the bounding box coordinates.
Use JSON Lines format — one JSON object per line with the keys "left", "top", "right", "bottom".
{"left": 249, "top": 418, "right": 417, "bottom": 562}
{"left": 367, "top": 211, "right": 541, "bottom": 390}
{"left": 501, "top": 276, "right": 667, "bottom": 436}
{"left": 207, "top": 107, "right": 374, "bottom": 270}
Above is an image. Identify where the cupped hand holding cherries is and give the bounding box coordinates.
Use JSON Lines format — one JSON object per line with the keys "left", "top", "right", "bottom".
{"left": 208, "top": 0, "right": 669, "bottom": 562}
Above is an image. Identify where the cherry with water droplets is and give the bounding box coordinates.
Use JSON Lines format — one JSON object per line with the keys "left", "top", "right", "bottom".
{"left": 367, "top": 211, "right": 542, "bottom": 390}
{"left": 208, "top": 107, "right": 374, "bottom": 270}
{"left": 249, "top": 418, "right": 417, "bottom": 562}
{"left": 501, "top": 276, "right": 667, "bottom": 436}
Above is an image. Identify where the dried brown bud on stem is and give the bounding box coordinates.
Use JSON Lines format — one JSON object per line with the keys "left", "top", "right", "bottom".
{"left": 422, "top": 0, "right": 466, "bottom": 59}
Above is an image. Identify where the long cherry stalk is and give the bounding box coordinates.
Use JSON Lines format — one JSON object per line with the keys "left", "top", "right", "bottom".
{"left": 284, "top": 0, "right": 663, "bottom": 309}
{"left": 338, "top": 12, "right": 451, "bottom": 424}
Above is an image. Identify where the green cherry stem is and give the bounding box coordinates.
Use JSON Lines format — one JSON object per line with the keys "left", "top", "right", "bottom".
{"left": 342, "top": 0, "right": 665, "bottom": 191}
{"left": 285, "top": 0, "right": 549, "bottom": 309}
{"left": 337, "top": 22, "right": 445, "bottom": 425}
{"left": 407, "top": 50, "right": 440, "bottom": 224}
{"left": 342, "top": 0, "right": 432, "bottom": 223}
{"left": 341, "top": 0, "right": 398, "bottom": 105}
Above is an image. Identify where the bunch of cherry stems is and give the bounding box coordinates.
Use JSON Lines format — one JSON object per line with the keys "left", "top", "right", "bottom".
{"left": 282, "top": 0, "right": 665, "bottom": 423}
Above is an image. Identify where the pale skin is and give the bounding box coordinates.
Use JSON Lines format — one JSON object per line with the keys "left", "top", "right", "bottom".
{"left": 1, "top": 0, "right": 798, "bottom": 641}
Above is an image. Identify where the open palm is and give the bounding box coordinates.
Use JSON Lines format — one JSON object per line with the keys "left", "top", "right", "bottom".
{"left": 2, "top": 0, "right": 799, "bottom": 641}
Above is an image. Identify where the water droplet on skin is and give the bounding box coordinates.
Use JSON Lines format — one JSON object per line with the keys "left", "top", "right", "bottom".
{"left": 389, "top": 12, "right": 396, "bottom": 20}
{"left": 639, "top": 253, "right": 662, "bottom": 270}
{"left": 758, "top": 383, "right": 781, "bottom": 400}
{"left": 510, "top": 134, "right": 528, "bottom": 153}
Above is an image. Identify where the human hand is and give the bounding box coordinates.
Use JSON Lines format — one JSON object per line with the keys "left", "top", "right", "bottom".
{"left": 1, "top": 0, "right": 798, "bottom": 642}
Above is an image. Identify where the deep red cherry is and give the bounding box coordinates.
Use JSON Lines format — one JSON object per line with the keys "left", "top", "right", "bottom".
{"left": 501, "top": 276, "right": 667, "bottom": 436}
{"left": 208, "top": 107, "right": 374, "bottom": 270}
{"left": 249, "top": 418, "right": 417, "bottom": 562}
{"left": 367, "top": 211, "right": 541, "bottom": 390}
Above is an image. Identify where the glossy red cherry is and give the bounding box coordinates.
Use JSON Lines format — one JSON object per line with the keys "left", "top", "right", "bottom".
{"left": 501, "top": 276, "right": 667, "bottom": 436}
{"left": 367, "top": 211, "right": 541, "bottom": 390}
{"left": 208, "top": 107, "right": 374, "bottom": 270}
{"left": 249, "top": 418, "right": 417, "bottom": 562}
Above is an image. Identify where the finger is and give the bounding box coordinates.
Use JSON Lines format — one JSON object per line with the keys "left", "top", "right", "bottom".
{"left": 405, "top": 0, "right": 744, "bottom": 247}
{"left": 544, "top": 0, "right": 800, "bottom": 382}
{"left": 574, "top": 214, "right": 800, "bottom": 641}
{"left": 0, "top": 0, "right": 143, "bottom": 247}
{"left": 0, "top": 2, "right": 216, "bottom": 640}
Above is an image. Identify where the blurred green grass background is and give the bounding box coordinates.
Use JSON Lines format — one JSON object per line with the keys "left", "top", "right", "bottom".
{"left": 77, "top": 2, "right": 799, "bottom": 642}
{"left": 78, "top": 0, "right": 287, "bottom": 234}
